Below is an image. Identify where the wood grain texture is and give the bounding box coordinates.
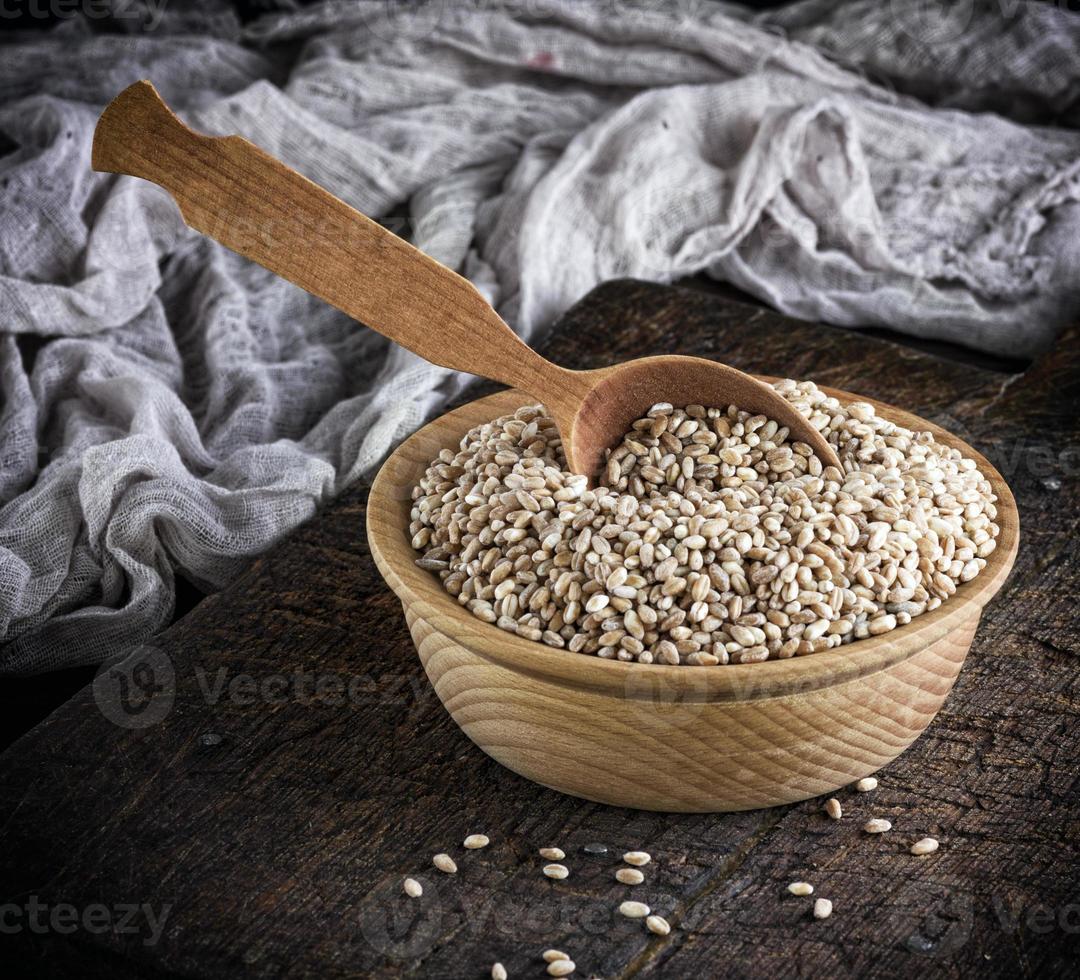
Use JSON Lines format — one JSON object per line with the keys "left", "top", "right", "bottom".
{"left": 92, "top": 83, "right": 840, "bottom": 477}
{"left": 563, "top": 354, "right": 843, "bottom": 477}
{"left": 368, "top": 386, "right": 1017, "bottom": 811}
{"left": 92, "top": 81, "right": 554, "bottom": 391}
{"left": 0, "top": 281, "right": 1075, "bottom": 978}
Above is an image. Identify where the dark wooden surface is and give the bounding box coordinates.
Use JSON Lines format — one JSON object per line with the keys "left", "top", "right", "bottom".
{"left": 1, "top": 281, "right": 1077, "bottom": 979}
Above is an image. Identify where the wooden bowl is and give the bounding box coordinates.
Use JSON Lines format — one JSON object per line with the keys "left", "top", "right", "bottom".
{"left": 368, "top": 386, "right": 1019, "bottom": 812}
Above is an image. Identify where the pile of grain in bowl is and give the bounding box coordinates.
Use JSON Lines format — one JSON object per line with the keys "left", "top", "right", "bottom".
{"left": 409, "top": 380, "right": 999, "bottom": 665}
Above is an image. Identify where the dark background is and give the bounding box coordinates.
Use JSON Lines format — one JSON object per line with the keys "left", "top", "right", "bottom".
{"left": 0, "top": 0, "right": 798, "bottom": 32}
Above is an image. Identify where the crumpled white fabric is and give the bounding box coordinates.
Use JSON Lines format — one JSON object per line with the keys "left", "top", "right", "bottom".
{"left": 2, "top": 0, "right": 1079, "bottom": 673}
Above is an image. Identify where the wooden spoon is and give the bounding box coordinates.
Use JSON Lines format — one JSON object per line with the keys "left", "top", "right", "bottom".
{"left": 92, "top": 81, "right": 842, "bottom": 478}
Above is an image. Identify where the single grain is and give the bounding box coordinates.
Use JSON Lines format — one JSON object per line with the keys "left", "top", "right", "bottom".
{"left": 433, "top": 853, "right": 457, "bottom": 874}
{"left": 646, "top": 915, "right": 671, "bottom": 936}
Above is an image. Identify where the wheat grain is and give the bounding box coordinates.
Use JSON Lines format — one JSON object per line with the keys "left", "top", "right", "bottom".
{"left": 433, "top": 853, "right": 457, "bottom": 873}
{"left": 411, "top": 384, "right": 1000, "bottom": 666}
{"left": 543, "top": 863, "right": 570, "bottom": 879}
{"left": 464, "top": 834, "right": 490, "bottom": 849}
{"left": 616, "top": 868, "right": 645, "bottom": 885}
{"left": 492, "top": 963, "right": 507, "bottom": 980}
{"left": 863, "top": 819, "right": 892, "bottom": 834}
{"left": 911, "top": 837, "right": 939, "bottom": 855}
{"left": 622, "top": 851, "right": 651, "bottom": 867}
{"left": 646, "top": 915, "right": 671, "bottom": 936}
{"left": 824, "top": 798, "right": 842, "bottom": 820}
{"left": 547, "top": 961, "right": 576, "bottom": 977}
{"left": 814, "top": 898, "right": 833, "bottom": 920}
{"left": 403, "top": 878, "right": 422, "bottom": 898}
{"left": 619, "top": 900, "right": 651, "bottom": 918}
{"left": 788, "top": 882, "right": 814, "bottom": 896}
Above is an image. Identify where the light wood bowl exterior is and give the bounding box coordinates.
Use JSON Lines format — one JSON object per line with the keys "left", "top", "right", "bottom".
{"left": 368, "top": 386, "right": 1019, "bottom": 812}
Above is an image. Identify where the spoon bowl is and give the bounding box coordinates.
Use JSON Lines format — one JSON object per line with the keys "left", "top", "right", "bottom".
{"left": 557, "top": 354, "right": 840, "bottom": 478}
{"left": 92, "top": 81, "right": 842, "bottom": 479}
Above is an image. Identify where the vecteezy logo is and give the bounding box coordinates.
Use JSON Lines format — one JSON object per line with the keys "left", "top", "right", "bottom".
{"left": 93, "top": 645, "right": 175, "bottom": 730}
{"left": 622, "top": 662, "right": 710, "bottom": 731}
{"left": 364, "top": 0, "right": 454, "bottom": 45}
{"left": 357, "top": 876, "right": 444, "bottom": 959}
{"left": 890, "top": 0, "right": 976, "bottom": 48}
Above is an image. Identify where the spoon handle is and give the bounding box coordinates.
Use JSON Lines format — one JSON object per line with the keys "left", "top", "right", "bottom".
{"left": 92, "top": 81, "right": 561, "bottom": 394}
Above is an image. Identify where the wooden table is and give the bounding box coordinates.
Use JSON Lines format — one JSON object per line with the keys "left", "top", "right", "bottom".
{"left": 2, "top": 281, "right": 1077, "bottom": 978}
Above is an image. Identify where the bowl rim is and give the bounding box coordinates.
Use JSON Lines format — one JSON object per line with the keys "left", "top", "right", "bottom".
{"left": 367, "top": 380, "right": 1019, "bottom": 703}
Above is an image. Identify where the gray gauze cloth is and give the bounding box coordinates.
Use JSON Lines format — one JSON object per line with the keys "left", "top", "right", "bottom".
{"left": 2, "top": 0, "right": 1079, "bottom": 673}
